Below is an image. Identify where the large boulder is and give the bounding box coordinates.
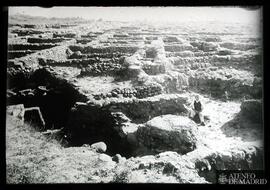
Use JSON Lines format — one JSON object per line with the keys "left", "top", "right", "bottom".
{"left": 136, "top": 115, "right": 198, "bottom": 155}
{"left": 91, "top": 142, "right": 107, "bottom": 153}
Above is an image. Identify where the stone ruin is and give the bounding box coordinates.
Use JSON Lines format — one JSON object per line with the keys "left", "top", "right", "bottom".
{"left": 6, "top": 18, "right": 263, "bottom": 183}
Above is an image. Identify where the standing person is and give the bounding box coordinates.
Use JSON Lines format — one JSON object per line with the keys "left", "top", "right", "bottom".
{"left": 188, "top": 95, "right": 205, "bottom": 126}
{"left": 224, "top": 91, "right": 229, "bottom": 102}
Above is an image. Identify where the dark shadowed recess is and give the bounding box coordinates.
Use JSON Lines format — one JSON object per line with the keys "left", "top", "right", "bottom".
{"left": 7, "top": 68, "right": 87, "bottom": 129}
{"left": 64, "top": 104, "right": 134, "bottom": 157}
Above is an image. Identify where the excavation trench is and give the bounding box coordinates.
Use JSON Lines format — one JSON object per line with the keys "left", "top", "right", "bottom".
{"left": 7, "top": 68, "right": 264, "bottom": 163}
{"left": 7, "top": 69, "right": 264, "bottom": 181}
{"left": 7, "top": 68, "right": 134, "bottom": 157}
{"left": 7, "top": 68, "right": 193, "bottom": 158}
{"left": 7, "top": 68, "right": 86, "bottom": 129}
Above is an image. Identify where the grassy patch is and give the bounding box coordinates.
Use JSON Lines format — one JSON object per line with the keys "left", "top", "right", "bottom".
{"left": 6, "top": 114, "right": 117, "bottom": 183}
{"left": 6, "top": 115, "right": 64, "bottom": 183}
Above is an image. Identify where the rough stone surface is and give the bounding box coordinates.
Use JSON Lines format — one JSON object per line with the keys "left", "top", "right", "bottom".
{"left": 103, "top": 93, "right": 188, "bottom": 122}
{"left": 7, "top": 16, "right": 263, "bottom": 184}
{"left": 111, "top": 151, "right": 208, "bottom": 183}
{"left": 136, "top": 115, "right": 198, "bottom": 155}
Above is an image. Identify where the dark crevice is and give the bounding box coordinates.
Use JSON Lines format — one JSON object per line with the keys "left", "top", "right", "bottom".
{"left": 7, "top": 68, "right": 87, "bottom": 129}
{"left": 63, "top": 105, "right": 134, "bottom": 157}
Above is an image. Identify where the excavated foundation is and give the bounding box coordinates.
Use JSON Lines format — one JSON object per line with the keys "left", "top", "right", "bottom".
{"left": 7, "top": 68, "right": 136, "bottom": 157}
{"left": 7, "top": 68, "right": 87, "bottom": 129}
{"left": 6, "top": 51, "right": 263, "bottom": 163}
{"left": 6, "top": 69, "right": 192, "bottom": 158}
{"left": 6, "top": 16, "right": 264, "bottom": 183}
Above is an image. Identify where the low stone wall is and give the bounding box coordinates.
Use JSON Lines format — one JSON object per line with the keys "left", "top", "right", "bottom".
{"left": 103, "top": 94, "right": 188, "bottom": 122}
{"left": 93, "top": 83, "right": 163, "bottom": 100}
{"left": 8, "top": 43, "right": 58, "bottom": 51}
{"left": 219, "top": 42, "right": 258, "bottom": 51}
{"left": 12, "top": 29, "right": 44, "bottom": 36}
{"left": 69, "top": 45, "right": 139, "bottom": 54}
{"left": 164, "top": 44, "right": 194, "bottom": 52}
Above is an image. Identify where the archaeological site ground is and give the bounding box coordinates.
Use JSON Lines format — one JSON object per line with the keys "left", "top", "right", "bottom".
{"left": 6, "top": 8, "right": 264, "bottom": 183}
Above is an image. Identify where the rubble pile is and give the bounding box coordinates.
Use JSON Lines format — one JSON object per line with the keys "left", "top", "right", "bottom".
{"left": 93, "top": 83, "right": 163, "bottom": 100}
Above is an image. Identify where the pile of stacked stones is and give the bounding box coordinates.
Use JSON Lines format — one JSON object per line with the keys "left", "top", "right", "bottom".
{"left": 134, "top": 84, "right": 163, "bottom": 98}
{"left": 80, "top": 61, "right": 124, "bottom": 76}
{"left": 67, "top": 48, "right": 130, "bottom": 61}
{"left": 171, "top": 56, "right": 211, "bottom": 66}
{"left": 92, "top": 83, "right": 163, "bottom": 100}
{"left": 93, "top": 88, "right": 137, "bottom": 100}
{"left": 189, "top": 62, "right": 211, "bottom": 70}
